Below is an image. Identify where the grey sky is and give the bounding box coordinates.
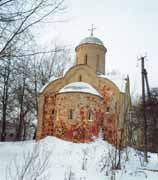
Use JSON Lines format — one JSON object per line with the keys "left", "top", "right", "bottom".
{"left": 40, "top": 0, "right": 158, "bottom": 96}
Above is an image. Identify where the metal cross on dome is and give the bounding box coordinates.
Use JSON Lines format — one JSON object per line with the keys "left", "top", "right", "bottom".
{"left": 88, "top": 24, "right": 96, "bottom": 36}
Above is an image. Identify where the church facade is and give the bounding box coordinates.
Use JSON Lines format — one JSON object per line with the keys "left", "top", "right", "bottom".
{"left": 36, "top": 34, "right": 131, "bottom": 146}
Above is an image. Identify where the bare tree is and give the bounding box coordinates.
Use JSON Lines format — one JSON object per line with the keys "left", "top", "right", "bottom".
{"left": 5, "top": 142, "right": 51, "bottom": 180}
{"left": 81, "top": 148, "right": 88, "bottom": 171}
{"left": 0, "top": 0, "right": 66, "bottom": 59}
{"left": 14, "top": 58, "right": 32, "bottom": 140}
{"left": 99, "top": 146, "right": 118, "bottom": 180}
{"left": 0, "top": 59, "right": 11, "bottom": 141}
{"left": 64, "top": 168, "right": 76, "bottom": 180}
{"left": 135, "top": 87, "right": 158, "bottom": 153}
{"left": 0, "top": 0, "right": 67, "bottom": 141}
{"left": 0, "top": 50, "right": 16, "bottom": 141}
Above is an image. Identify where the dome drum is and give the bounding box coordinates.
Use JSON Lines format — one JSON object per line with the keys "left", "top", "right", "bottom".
{"left": 75, "top": 36, "right": 107, "bottom": 74}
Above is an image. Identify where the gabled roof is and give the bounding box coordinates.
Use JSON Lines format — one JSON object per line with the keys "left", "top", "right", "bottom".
{"left": 39, "top": 76, "right": 61, "bottom": 93}
{"left": 97, "top": 72, "right": 126, "bottom": 92}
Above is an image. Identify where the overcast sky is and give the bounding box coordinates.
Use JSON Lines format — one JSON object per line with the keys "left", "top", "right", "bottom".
{"left": 39, "top": 0, "right": 158, "bottom": 96}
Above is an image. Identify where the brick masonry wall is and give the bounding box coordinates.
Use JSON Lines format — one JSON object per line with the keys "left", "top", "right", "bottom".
{"left": 37, "top": 85, "right": 121, "bottom": 145}
{"left": 99, "top": 83, "right": 120, "bottom": 145}
{"left": 39, "top": 95, "right": 56, "bottom": 139}
{"left": 54, "top": 92, "right": 104, "bottom": 142}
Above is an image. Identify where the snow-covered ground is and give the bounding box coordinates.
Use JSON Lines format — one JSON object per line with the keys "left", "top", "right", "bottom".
{"left": 0, "top": 136, "right": 158, "bottom": 180}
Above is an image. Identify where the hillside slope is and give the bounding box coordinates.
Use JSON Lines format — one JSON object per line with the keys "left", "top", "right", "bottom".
{"left": 0, "top": 136, "right": 158, "bottom": 180}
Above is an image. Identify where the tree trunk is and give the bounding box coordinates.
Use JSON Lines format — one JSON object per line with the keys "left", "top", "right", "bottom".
{"left": 1, "top": 61, "right": 11, "bottom": 141}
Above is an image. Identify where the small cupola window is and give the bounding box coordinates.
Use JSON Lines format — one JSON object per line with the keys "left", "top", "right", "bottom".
{"left": 97, "top": 54, "right": 100, "bottom": 70}
{"left": 79, "top": 75, "right": 82, "bottom": 82}
{"left": 84, "top": 54, "right": 88, "bottom": 64}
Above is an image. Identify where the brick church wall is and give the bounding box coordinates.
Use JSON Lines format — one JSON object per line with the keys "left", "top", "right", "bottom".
{"left": 37, "top": 92, "right": 106, "bottom": 142}
{"left": 99, "top": 83, "right": 120, "bottom": 145}
{"left": 39, "top": 94, "right": 56, "bottom": 139}
{"left": 54, "top": 92, "right": 104, "bottom": 142}
{"left": 37, "top": 85, "right": 121, "bottom": 145}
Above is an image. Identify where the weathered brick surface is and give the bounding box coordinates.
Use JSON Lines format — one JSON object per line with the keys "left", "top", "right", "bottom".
{"left": 37, "top": 92, "right": 104, "bottom": 142}
{"left": 54, "top": 93, "right": 104, "bottom": 142}
{"left": 36, "top": 84, "right": 121, "bottom": 145}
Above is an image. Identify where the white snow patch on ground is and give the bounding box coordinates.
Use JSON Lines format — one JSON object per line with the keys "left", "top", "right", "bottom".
{"left": 0, "top": 136, "right": 158, "bottom": 180}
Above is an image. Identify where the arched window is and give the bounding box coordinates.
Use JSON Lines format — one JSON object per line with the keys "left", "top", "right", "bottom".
{"left": 52, "top": 109, "right": 55, "bottom": 120}
{"left": 106, "top": 107, "right": 110, "bottom": 113}
{"left": 79, "top": 75, "right": 82, "bottom": 82}
{"left": 88, "top": 110, "right": 93, "bottom": 121}
{"left": 69, "top": 109, "right": 73, "bottom": 120}
{"left": 84, "top": 54, "right": 88, "bottom": 64}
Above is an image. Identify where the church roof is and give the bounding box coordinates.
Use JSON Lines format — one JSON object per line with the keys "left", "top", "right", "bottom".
{"left": 77, "top": 36, "right": 104, "bottom": 47}
{"left": 59, "top": 82, "right": 102, "bottom": 97}
{"left": 97, "top": 73, "right": 126, "bottom": 92}
{"left": 39, "top": 76, "right": 61, "bottom": 93}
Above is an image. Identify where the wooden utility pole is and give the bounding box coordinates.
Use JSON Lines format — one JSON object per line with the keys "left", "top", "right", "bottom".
{"left": 144, "top": 69, "right": 151, "bottom": 100}
{"left": 144, "top": 63, "right": 155, "bottom": 153}
{"left": 140, "top": 56, "right": 148, "bottom": 162}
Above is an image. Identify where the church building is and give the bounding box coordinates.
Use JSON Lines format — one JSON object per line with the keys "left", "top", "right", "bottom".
{"left": 36, "top": 29, "right": 131, "bottom": 146}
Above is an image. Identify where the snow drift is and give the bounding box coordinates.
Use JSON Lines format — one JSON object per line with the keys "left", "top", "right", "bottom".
{"left": 0, "top": 136, "right": 158, "bottom": 180}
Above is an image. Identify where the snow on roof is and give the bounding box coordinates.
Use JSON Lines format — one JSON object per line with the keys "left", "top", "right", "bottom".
{"left": 39, "top": 76, "right": 61, "bottom": 93}
{"left": 77, "top": 36, "right": 104, "bottom": 47}
{"left": 59, "top": 82, "right": 102, "bottom": 97}
{"left": 97, "top": 72, "right": 126, "bottom": 92}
